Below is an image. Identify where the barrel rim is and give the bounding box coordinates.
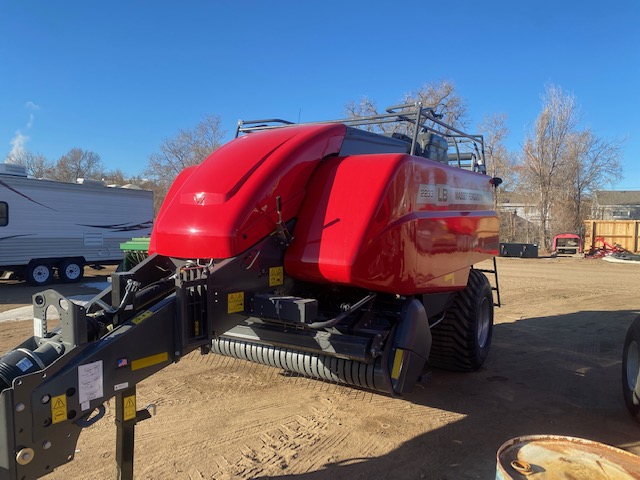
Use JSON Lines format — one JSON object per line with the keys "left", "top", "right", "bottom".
{"left": 496, "top": 434, "right": 640, "bottom": 478}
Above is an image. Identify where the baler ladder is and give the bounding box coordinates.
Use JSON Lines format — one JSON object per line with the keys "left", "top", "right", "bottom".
{"left": 473, "top": 257, "right": 501, "bottom": 307}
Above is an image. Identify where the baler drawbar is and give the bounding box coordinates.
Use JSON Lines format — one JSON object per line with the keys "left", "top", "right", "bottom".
{"left": 0, "top": 103, "right": 501, "bottom": 479}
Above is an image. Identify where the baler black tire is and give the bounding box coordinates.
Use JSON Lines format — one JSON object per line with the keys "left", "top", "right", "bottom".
{"left": 622, "top": 316, "right": 640, "bottom": 421}
{"left": 429, "top": 269, "right": 493, "bottom": 372}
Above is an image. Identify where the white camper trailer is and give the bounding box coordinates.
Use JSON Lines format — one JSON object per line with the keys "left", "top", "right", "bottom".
{"left": 0, "top": 163, "right": 153, "bottom": 285}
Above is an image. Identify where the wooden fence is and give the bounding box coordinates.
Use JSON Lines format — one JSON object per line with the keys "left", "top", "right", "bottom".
{"left": 584, "top": 220, "right": 640, "bottom": 253}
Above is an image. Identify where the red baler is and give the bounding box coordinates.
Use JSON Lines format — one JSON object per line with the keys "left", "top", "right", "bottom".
{"left": 0, "top": 104, "right": 501, "bottom": 479}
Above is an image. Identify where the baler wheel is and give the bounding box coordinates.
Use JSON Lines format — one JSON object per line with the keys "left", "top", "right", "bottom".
{"left": 622, "top": 316, "right": 640, "bottom": 421}
{"left": 428, "top": 269, "right": 493, "bottom": 371}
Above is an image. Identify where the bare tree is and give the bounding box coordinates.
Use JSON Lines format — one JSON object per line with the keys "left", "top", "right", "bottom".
{"left": 53, "top": 148, "right": 104, "bottom": 182}
{"left": 5, "top": 150, "right": 54, "bottom": 178}
{"left": 478, "top": 113, "right": 509, "bottom": 176}
{"left": 478, "top": 113, "right": 515, "bottom": 209}
{"left": 102, "top": 168, "right": 129, "bottom": 185}
{"left": 145, "top": 115, "right": 225, "bottom": 212}
{"left": 127, "top": 175, "right": 157, "bottom": 191}
{"left": 344, "top": 96, "right": 381, "bottom": 132}
{"left": 101, "top": 170, "right": 158, "bottom": 200}
{"left": 402, "top": 80, "right": 468, "bottom": 131}
{"left": 522, "top": 84, "right": 579, "bottom": 249}
{"left": 561, "top": 129, "right": 623, "bottom": 233}
{"left": 345, "top": 80, "right": 468, "bottom": 134}
{"left": 521, "top": 84, "right": 624, "bottom": 247}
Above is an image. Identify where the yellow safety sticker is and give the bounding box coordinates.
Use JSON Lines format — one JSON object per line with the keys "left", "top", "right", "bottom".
{"left": 269, "top": 266, "right": 284, "bottom": 287}
{"left": 51, "top": 394, "right": 67, "bottom": 424}
{"left": 131, "top": 310, "right": 153, "bottom": 325}
{"left": 193, "top": 319, "right": 201, "bottom": 337}
{"left": 227, "top": 292, "right": 245, "bottom": 314}
{"left": 391, "top": 348, "right": 404, "bottom": 380}
{"left": 131, "top": 352, "right": 169, "bottom": 371}
{"left": 123, "top": 395, "right": 136, "bottom": 422}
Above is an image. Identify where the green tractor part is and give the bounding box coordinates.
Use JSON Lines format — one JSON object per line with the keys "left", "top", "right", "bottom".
{"left": 119, "top": 237, "right": 151, "bottom": 271}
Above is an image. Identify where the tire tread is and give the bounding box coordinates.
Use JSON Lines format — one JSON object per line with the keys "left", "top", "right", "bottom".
{"left": 429, "top": 269, "right": 493, "bottom": 372}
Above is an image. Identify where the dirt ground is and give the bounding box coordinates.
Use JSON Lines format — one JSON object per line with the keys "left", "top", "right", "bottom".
{"left": 1, "top": 257, "right": 640, "bottom": 479}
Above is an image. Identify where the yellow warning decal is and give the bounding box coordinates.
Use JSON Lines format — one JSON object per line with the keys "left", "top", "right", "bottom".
{"left": 269, "top": 266, "right": 284, "bottom": 287}
{"left": 51, "top": 394, "right": 67, "bottom": 424}
{"left": 227, "top": 292, "right": 245, "bottom": 314}
{"left": 131, "top": 352, "right": 169, "bottom": 371}
{"left": 123, "top": 394, "right": 136, "bottom": 422}
{"left": 391, "top": 349, "right": 404, "bottom": 380}
{"left": 194, "top": 319, "right": 201, "bottom": 337}
{"left": 131, "top": 310, "right": 153, "bottom": 325}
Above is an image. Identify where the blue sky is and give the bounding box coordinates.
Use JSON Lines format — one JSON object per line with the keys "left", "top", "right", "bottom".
{"left": 1, "top": 1, "right": 639, "bottom": 188}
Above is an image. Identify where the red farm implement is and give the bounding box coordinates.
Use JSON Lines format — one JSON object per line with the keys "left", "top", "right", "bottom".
{"left": 0, "top": 104, "right": 502, "bottom": 479}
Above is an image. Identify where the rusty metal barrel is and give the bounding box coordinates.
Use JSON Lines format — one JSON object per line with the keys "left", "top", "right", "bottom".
{"left": 496, "top": 435, "right": 640, "bottom": 479}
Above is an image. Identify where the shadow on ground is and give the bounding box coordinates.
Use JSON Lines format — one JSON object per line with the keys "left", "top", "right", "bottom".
{"left": 0, "top": 266, "right": 114, "bottom": 310}
{"left": 256, "top": 309, "right": 640, "bottom": 479}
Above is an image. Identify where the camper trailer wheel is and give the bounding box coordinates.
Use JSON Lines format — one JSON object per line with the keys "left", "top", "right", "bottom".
{"left": 59, "top": 259, "right": 84, "bottom": 283}
{"left": 622, "top": 316, "right": 640, "bottom": 421}
{"left": 428, "top": 269, "right": 493, "bottom": 371}
{"left": 25, "top": 262, "right": 53, "bottom": 286}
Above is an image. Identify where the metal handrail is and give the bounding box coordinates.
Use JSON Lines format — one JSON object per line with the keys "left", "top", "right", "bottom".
{"left": 235, "top": 103, "right": 486, "bottom": 172}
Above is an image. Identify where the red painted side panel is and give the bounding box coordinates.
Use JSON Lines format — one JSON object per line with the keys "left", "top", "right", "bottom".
{"left": 149, "top": 165, "right": 197, "bottom": 255}
{"left": 284, "top": 153, "right": 499, "bottom": 295}
{"left": 150, "top": 124, "right": 346, "bottom": 259}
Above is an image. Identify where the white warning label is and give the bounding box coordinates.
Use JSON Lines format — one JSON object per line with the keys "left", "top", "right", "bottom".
{"left": 78, "top": 360, "right": 104, "bottom": 409}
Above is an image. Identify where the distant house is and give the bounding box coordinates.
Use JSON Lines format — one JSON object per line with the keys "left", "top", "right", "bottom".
{"left": 496, "top": 192, "right": 540, "bottom": 244}
{"left": 497, "top": 192, "right": 540, "bottom": 223}
{"left": 591, "top": 191, "right": 640, "bottom": 220}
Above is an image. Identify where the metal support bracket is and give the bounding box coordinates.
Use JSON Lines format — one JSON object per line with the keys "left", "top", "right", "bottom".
{"left": 115, "top": 386, "right": 137, "bottom": 480}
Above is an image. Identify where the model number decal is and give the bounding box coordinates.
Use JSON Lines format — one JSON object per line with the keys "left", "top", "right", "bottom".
{"left": 416, "top": 184, "right": 491, "bottom": 206}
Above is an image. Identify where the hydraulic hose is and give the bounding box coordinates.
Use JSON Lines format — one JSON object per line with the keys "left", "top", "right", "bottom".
{"left": 307, "top": 294, "right": 376, "bottom": 329}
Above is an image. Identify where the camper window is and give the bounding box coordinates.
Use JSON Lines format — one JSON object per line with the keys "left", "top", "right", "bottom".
{"left": 0, "top": 202, "right": 7, "bottom": 226}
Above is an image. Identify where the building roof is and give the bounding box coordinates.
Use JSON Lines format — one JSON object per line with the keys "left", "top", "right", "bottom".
{"left": 595, "top": 190, "right": 640, "bottom": 206}
{"left": 498, "top": 191, "right": 536, "bottom": 205}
